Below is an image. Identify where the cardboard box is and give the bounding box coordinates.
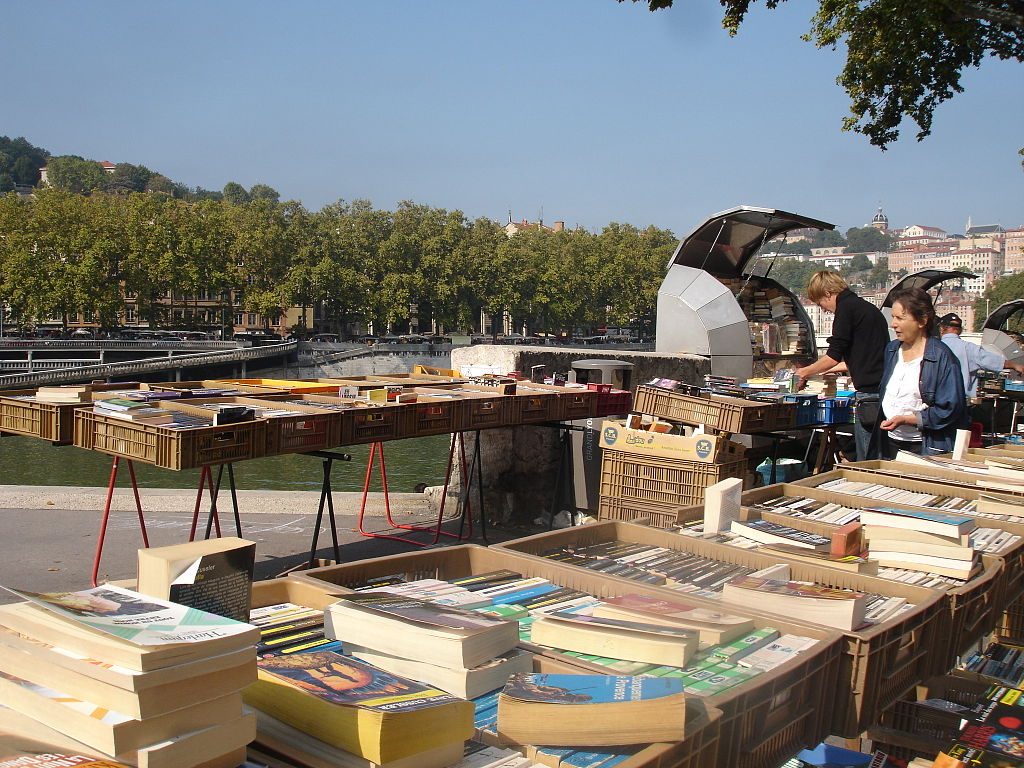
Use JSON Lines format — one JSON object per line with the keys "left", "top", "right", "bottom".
{"left": 598, "top": 419, "right": 743, "bottom": 463}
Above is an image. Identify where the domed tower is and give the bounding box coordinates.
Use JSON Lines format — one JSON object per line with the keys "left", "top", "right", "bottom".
{"left": 871, "top": 206, "right": 889, "bottom": 232}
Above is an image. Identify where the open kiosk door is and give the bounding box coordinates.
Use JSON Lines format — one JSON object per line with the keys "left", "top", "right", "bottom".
{"left": 656, "top": 206, "right": 833, "bottom": 380}
{"left": 982, "top": 299, "right": 1024, "bottom": 366}
{"left": 880, "top": 269, "right": 977, "bottom": 340}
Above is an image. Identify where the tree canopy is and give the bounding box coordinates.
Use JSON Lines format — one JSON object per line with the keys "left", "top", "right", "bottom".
{"left": 619, "top": 0, "right": 1024, "bottom": 148}
{"left": 845, "top": 226, "right": 891, "bottom": 254}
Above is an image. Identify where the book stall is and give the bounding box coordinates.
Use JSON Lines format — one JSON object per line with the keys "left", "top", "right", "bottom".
{"left": 10, "top": 362, "right": 1024, "bottom": 766}
{"left": 0, "top": 372, "right": 631, "bottom": 584}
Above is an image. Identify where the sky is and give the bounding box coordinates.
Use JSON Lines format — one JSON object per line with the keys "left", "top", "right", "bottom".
{"left": 3, "top": 1, "right": 1022, "bottom": 238}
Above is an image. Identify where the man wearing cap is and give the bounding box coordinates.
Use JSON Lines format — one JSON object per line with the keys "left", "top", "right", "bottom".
{"left": 939, "top": 313, "right": 1024, "bottom": 397}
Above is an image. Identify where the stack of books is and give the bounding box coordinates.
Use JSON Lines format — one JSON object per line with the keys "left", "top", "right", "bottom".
{"left": 93, "top": 398, "right": 177, "bottom": 426}
{"left": 721, "top": 575, "right": 869, "bottom": 631}
{"left": 0, "top": 583, "right": 260, "bottom": 768}
{"left": 860, "top": 506, "right": 979, "bottom": 580}
{"left": 324, "top": 592, "right": 528, "bottom": 700}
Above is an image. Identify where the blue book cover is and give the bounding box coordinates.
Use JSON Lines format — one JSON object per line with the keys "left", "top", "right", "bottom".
{"left": 560, "top": 750, "right": 634, "bottom": 767}
{"left": 863, "top": 505, "right": 973, "bottom": 526}
{"left": 489, "top": 583, "right": 560, "bottom": 606}
{"left": 500, "top": 673, "right": 683, "bottom": 705}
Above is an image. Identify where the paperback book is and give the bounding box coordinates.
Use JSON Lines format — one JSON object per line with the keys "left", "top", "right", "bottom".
{"left": 495, "top": 673, "right": 686, "bottom": 746}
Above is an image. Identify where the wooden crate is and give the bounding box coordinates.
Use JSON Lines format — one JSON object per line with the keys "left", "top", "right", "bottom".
{"left": 494, "top": 520, "right": 947, "bottom": 738}
{"left": 633, "top": 385, "right": 797, "bottom": 433}
{"left": 291, "top": 544, "right": 843, "bottom": 768}
{"left": 142, "top": 380, "right": 293, "bottom": 398}
{"left": 410, "top": 394, "right": 461, "bottom": 436}
{"left": 74, "top": 407, "right": 266, "bottom": 470}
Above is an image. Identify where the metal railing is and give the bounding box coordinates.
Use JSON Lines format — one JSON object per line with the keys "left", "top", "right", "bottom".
{"left": 0, "top": 341, "right": 297, "bottom": 389}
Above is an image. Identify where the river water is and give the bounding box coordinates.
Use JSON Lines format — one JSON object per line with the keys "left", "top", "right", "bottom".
{"left": 0, "top": 434, "right": 453, "bottom": 492}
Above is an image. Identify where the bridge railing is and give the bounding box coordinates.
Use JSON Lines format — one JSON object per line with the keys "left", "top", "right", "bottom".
{"left": 0, "top": 342, "right": 297, "bottom": 389}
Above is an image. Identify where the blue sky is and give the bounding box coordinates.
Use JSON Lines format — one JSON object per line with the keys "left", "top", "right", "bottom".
{"left": 3, "top": 1, "right": 1022, "bottom": 237}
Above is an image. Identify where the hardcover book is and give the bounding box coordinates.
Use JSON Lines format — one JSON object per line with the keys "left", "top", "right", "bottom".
{"left": 495, "top": 673, "right": 686, "bottom": 746}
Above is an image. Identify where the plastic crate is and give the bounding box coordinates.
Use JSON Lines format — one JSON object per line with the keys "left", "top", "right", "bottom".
{"left": 297, "top": 395, "right": 416, "bottom": 445}
{"left": 292, "top": 544, "right": 843, "bottom": 768}
{"left": 416, "top": 387, "right": 512, "bottom": 431}
{"left": 867, "top": 674, "right": 993, "bottom": 763}
{"left": 817, "top": 396, "right": 853, "bottom": 424}
{"left": 509, "top": 389, "right": 562, "bottom": 424}
{"left": 997, "top": 592, "right": 1024, "bottom": 643}
{"left": 692, "top": 478, "right": 1007, "bottom": 672}
{"left": 0, "top": 390, "right": 92, "bottom": 445}
{"left": 168, "top": 397, "right": 343, "bottom": 455}
{"left": 494, "top": 519, "right": 948, "bottom": 738}
{"left": 597, "top": 497, "right": 682, "bottom": 528}
{"left": 74, "top": 408, "right": 266, "bottom": 470}
{"left": 594, "top": 389, "right": 633, "bottom": 417}
{"left": 633, "top": 385, "right": 796, "bottom": 433}
{"left": 783, "top": 393, "right": 819, "bottom": 425}
{"left": 599, "top": 449, "right": 748, "bottom": 508}
{"left": 411, "top": 395, "right": 460, "bottom": 436}
{"left": 517, "top": 383, "right": 597, "bottom": 421}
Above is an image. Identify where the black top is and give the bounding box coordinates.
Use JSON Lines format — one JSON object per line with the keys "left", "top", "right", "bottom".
{"left": 825, "top": 289, "right": 888, "bottom": 393}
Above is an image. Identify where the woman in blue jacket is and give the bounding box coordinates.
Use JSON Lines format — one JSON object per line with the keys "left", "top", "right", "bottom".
{"left": 876, "top": 287, "right": 967, "bottom": 457}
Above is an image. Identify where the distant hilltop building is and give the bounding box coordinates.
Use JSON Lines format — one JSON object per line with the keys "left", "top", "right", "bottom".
{"left": 505, "top": 214, "right": 565, "bottom": 237}
{"left": 870, "top": 207, "right": 889, "bottom": 232}
{"left": 38, "top": 160, "right": 115, "bottom": 186}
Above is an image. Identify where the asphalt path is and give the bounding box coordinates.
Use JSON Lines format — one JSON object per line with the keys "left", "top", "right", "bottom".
{"left": 0, "top": 488, "right": 538, "bottom": 601}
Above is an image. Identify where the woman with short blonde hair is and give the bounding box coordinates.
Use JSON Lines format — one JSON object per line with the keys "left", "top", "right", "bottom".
{"left": 806, "top": 270, "right": 849, "bottom": 304}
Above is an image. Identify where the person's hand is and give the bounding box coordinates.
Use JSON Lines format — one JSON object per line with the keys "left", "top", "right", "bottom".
{"left": 880, "top": 414, "right": 915, "bottom": 431}
{"left": 792, "top": 367, "right": 809, "bottom": 391}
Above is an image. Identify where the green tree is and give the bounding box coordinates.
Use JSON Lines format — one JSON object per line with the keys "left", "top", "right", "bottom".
{"left": 846, "top": 253, "right": 872, "bottom": 273}
{"left": 45, "top": 156, "right": 110, "bottom": 194}
{"left": 812, "top": 229, "right": 847, "bottom": 248}
{"left": 222, "top": 182, "right": 251, "bottom": 206}
{"left": 619, "top": 0, "right": 1024, "bottom": 147}
{"left": 248, "top": 184, "right": 280, "bottom": 203}
{"left": 0, "top": 174, "right": 13, "bottom": 193}
{"left": 770, "top": 258, "right": 819, "bottom": 296}
{"left": 867, "top": 256, "right": 890, "bottom": 289}
{"left": 0, "top": 137, "right": 48, "bottom": 186}
{"left": 975, "top": 272, "right": 1024, "bottom": 331}
{"left": 602, "top": 223, "right": 677, "bottom": 337}
{"left": 107, "top": 163, "right": 153, "bottom": 194}
{"left": 845, "top": 226, "right": 891, "bottom": 253}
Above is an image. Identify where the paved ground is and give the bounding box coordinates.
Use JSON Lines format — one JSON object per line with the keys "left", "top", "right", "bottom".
{"left": 0, "top": 485, "right": 543, "bottom": 601}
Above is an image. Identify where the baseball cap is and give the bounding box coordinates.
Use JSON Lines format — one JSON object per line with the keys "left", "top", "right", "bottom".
{"left": 939, "top": 313, "right": 963, "bottom": 328}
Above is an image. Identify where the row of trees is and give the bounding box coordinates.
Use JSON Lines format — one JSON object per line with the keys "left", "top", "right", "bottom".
{"left": 0, "top": 188, "right": 679, "bottom": 337}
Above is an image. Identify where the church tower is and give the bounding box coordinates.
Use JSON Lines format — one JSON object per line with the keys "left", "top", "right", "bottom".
{"left": 871, "top": 206, "right": 889, "bottom": 232}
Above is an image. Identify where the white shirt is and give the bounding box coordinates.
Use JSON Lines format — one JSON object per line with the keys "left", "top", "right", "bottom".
{"left": 881, "top": 350, "right": 924, "bottom": 442}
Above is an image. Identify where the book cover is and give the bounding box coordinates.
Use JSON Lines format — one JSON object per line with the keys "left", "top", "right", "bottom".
{"left": 245, "top": 650, "right": 474, "bottom": 763}
{"left": 138, "top": 538, "right": 256, "bottom": 623}
{"left": 541, "top": 610, "right": 698, "bottom": 640}
{"left": 862, "top": 506, "right": 975, "bottom": 528}
{"left": 331, "top": 593, "right": 509, "bottom": 633}
{"left": 500, "top": 673, "right": 683, "bottom": 706}
{"left": 1, "top": 584, "right": 257, "bottom": 648}
{"left": 724, "top": 576, "right": 863, "bottom": 601}
{"left": 596, "top": 594, "right": 753, "bottom": 627}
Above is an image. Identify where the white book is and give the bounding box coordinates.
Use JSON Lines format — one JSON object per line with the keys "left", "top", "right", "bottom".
{"left": 703, "top": 478, "right": 743, "bottom": 535}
